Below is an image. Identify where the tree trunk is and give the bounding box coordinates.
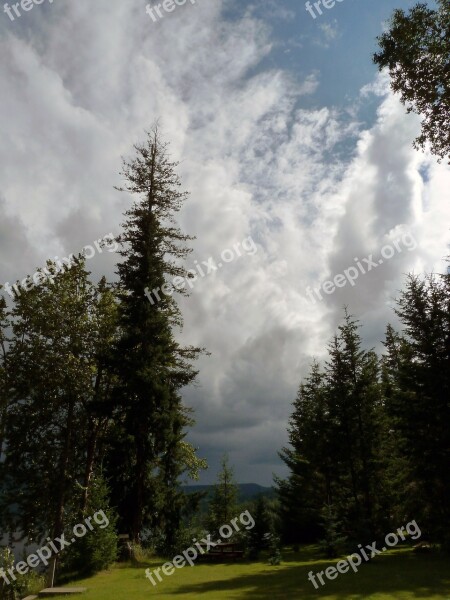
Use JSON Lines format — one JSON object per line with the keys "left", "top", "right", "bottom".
{"left": 82, "top": 425, "right": 98, "bottom": 512}
{"left": 48, "top": 396, "right": 75, "bottom": 587}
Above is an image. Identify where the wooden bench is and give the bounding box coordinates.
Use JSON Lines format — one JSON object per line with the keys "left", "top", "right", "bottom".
{"left": 38, "top": 588, "right": 87, "bottom": 597}
{"left": 197, "top": 542, "right": 244, "bottom": 562}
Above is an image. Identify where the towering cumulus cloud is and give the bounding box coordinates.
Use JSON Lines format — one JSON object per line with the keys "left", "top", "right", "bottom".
{"left": 0, "top": 0, "right": 449, "bottom": 483}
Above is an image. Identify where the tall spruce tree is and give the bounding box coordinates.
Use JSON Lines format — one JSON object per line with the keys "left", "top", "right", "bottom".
{"left": 276, "top": 362, "right": 330, "bottom": 543}
{"left": 379, "top": 325, "right": 416, "bottom": 529}
{"left": 109, "top": 127, "right": 205, "bottom": 545}
{"left": 325, "top": 313, "right": 384, "bottom": 544}
{"left": 383, "top": 273, "right": 450, "bottom": 545}
{"left": 277, "top": 313, "right": 385, "bottom": 547}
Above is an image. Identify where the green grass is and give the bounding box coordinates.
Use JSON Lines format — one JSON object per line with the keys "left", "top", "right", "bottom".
{"left": 49, "top": 546, "right": 450, "bottom": 599}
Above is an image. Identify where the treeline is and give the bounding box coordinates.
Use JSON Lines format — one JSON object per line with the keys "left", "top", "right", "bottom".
{"left": 0, "top": 128, "right": 206, "bottom": 582}
{"left": 276, "top": 271, "right": 450, "bottom": 554}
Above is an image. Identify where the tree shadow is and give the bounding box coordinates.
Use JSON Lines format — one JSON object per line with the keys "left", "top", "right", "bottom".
{"left": 169, "top": 550, "right": 450, "bottom": 599}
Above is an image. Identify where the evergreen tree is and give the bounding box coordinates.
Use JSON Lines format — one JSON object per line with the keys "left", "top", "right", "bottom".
{"left": 207, "top": 455, "right": 238, "bottom": 534}
{"left": 383, "top": 273, "right": 450, "bottom": 545}
{"left": 108, "top": 127, "right": 205, "bottom": 545}
{"left": 277, "top": 313, "right": 385, "bottom": 548}
{"left": 325, "top": 312, "right": 384, "bottom": 544}
{"left": 276, "top": 362, "right": 330, "bottom": 543}
{"left": 318, "top": 504, "right": 348, "bottom": 559}
{"left": 248, "top": 496, "right": 272, "bottom": 558}
{"left": 379, "top": 325, "right": 417, "bottom": 528}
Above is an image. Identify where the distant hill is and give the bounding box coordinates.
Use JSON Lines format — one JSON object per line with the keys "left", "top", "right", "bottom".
{"left": 182, "top": 483, "right": 275, "bottom": 504}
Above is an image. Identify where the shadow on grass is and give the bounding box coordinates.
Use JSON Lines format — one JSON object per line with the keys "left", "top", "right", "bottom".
{"left": 170, "top": 549, "right": 450, "bottom": 599}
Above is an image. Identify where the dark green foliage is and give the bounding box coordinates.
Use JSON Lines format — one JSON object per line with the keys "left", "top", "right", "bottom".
{"left": 0, "top": 262, "right": 117, "bottom": 549}
{"left": 324, "top": 314, "right": 385, "bottom": 545}
{"left": 277, "top": 314, "right": 386, "bottom": 549}
{"left": 277, "top": 266, "right": 450, "bottom": 553}
{"left": 318, "top": 504, "right": 348, "bottom": 559}
{"left": 59, "top": 476, "right": 118, "bottom": 576}
{"left": 0, "top": 547, "right": 45, "bottom": 600}
{"left": 275, "top": 362, "right": 329, "bottom": 544}
{"left": 382, "top": 273, "right": 450, "bottom": 545}
{"left": 267, "top": 534, "right": 282, "bottom": 566}
{"left": 207, "top": 455, "right": 238, "bottom": 535}
{"left": 373, "top": 1, "right": 450, "bottom": 161}
{"left": 247, "top": 496, "right": 273, "bottom": 558}
{"left": 107, "top": 127, "right": 205, "bottom": 544}
{"left": 0, "top": 129, "right": 207, "bottom": 583}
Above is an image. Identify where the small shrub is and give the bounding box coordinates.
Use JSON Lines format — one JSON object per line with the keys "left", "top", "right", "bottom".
{"left": 268, "top": 551, "right": 282, "bottom": 566}
{"left": 11, "top": 569, "right": 45, "bottom": 600}
{"left": 318, "top": 504, "right": 347, "bottom": 559}
{"left": 267, "top": 535, "right": 282, "bottom": 566}
{"left": 59, "top": 476, "right": 118, "bottom": 577}
{"left": 0, "top": 547, "right": 45, "bottom": 600}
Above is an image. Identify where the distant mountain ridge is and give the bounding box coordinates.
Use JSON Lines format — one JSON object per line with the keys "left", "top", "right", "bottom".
{"left": 182, "top": 483, "right": 275, "bottom": 502}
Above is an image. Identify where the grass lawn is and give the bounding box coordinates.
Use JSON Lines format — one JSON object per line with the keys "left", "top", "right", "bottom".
{"left": 49, "top": 546, "right": 450, "bottom": 599}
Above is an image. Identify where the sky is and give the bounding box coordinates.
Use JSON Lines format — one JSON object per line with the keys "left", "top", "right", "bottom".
{"left": 0, "top": 0, "right": 449, "bottom": 486}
